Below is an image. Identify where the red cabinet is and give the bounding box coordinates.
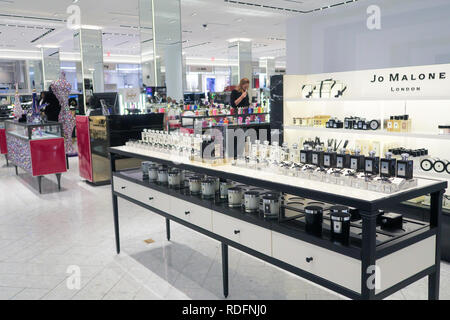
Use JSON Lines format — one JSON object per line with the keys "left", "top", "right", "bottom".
{"left": 76, "top": 116, "right": 93, "bottom": 182}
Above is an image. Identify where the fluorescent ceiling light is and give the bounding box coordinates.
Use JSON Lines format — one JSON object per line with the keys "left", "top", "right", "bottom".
{"left": 70, "top": 24, "right": 102, "bottom": 30}
{"left": 227, "top": 38, "right": 252, "bottom": 43}
{"left": 36, "top": 44, "right": 60, "bottom": 49}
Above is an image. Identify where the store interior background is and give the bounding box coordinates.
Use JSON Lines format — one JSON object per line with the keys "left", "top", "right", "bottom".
{"left": 0, "top": 0, "right": 449, "bottom": 300}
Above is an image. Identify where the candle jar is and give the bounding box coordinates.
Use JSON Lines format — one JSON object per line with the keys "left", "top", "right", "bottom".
{"left": 304, "top": 206, "right": 323, "bottom": 237}
{"left": 168, "top": 169, "right": 181, "bottom": 189}
{"left": 189, "top": 176, "right": 202, "bottom": 195}
{"left": 157, "top": 166, "right": 168, "bottom": 185}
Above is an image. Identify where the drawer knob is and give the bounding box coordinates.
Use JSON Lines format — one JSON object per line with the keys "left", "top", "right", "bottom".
{"left": 306, "top": 257, "right": 313, "bottom": 263}
{"left": 234, "top": 230, "right": 240, "bottom": 235}
{"left": 121, "top": 186, "right": 126, "bottom": 189}
{"left": 185, "top": 211, "right": 191, "bottom": 215}
{"left": 148, "top": 197, "right": 154, "bottom": 200}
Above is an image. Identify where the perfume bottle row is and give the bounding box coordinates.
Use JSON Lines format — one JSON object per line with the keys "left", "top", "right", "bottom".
{"left": 233, "top": 140, "right": 418, "bottom": 194}
{"left": 125, "top": 129, "right": 223, "bottom": 164}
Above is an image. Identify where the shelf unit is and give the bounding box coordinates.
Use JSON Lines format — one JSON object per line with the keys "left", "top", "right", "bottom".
{"left": 284, "top": 126, "right": 450, "bottom": 141}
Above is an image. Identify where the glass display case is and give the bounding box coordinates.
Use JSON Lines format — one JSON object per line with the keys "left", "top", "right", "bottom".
{"left": 5, "top": 120, "right": 66, "bottom": 193}
{"left": 5, "top": 120, "right": 62, "bottom": 140}
{"left": 76, "top": 114, "right": 165, "bottom": 185}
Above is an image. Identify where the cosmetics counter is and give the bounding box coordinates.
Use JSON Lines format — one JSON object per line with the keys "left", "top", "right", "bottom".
{"left": 108, "top": 129, "right": 446, "bottom": 300}
{"left": 5, "top": 120, "right": 66, "bottom": 193}
{"left": 276, "top": 66, "right": 450, "bottom": 261}
{"left": 76, "top": 114, "right": 165, "bottom": 185}
{"left": 110, "top": 144, "right": 445, "bottom": 300}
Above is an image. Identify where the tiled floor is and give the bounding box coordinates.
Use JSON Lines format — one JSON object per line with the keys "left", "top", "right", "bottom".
{"left": 0, "top": 156, "right": 449, "bottom": 300}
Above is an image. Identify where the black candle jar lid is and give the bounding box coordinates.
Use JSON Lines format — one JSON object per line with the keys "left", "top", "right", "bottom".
{"left": 244, "top": 191, "right": 260, "bottom": 197}
{"left": 304, "top": 206, "right": 323, "bottom": 214}
{"left": 329, "top": 205, "right": 349, "bottom": 213}
{"left": 228, "top": 187, "right": 242, "bottom": 192}
{"left": 201, "top": 178, "right": 215, "bottom": 184}
{"left": 438, "top": 125, "right": 450, "bottom": 129}
{"left": 168, "top": 168, "right": 180, "bottom": 175}
{"left": 263, "top": 195, "right": 279, "bottom": 201}
{"left": 330, "top": 211, "right": 351, "bottom": 222}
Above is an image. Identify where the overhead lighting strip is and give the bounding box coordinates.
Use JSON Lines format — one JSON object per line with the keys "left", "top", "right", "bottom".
{"left": 223, "top": 0, "right": 360, "bottom": 14}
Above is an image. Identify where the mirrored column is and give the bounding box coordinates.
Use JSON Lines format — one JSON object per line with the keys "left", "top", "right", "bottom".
{"left": 74, "top": 27, "right": 105, "bottom": 110}
{"left": 260, "top": 57, "right": 275, "bottom": 88}
{"left": 228, "top": 40, "right": 253, "bottom": 93}
{"left": 41, "top": 48, "right": 60, "bottom": 90}
{"left": 139, "top": 0, "right": 184, "bottom": 101}
{"left": 29, "top": 60, "right": 44, "bottom": 91}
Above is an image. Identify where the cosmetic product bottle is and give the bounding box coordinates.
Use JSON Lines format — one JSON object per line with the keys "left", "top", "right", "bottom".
{"left": 324, "top": 147, "right": 337, "bottom": 169}
{"left": 393, "top": 116, "right": 401, "bottom": 133}
{"left": 336, "top": 149, "right": 350, "bottom": 169}
{"left": 290, "top": 143, "right": 300, "bottom": 163}
{"left": 311, "top": 145, "right": 324, "bottom": 167}
{"left": 397, "top": 153, "right": 414, "bottom": 180}
{"left": 380, "top": 152, "right": 397, "bottom": 178}
{"left": 364, "top": 151, "right": 380, "bottom": 175}
{"left": 300, "top": 145, "right": 313, "bottom": 165}
{"left": 350, "top": 149, "right": 365, "bottom": 172}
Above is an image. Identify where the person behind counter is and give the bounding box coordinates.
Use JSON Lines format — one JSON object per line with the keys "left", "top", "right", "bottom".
{"left": 41, "top": 87, "right": 61, "bottom": 122}
{"left": 230, "top": 78, "right": 250, "bottom": 113}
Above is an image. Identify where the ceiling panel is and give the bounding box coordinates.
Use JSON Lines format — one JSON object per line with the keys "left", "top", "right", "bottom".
{"left": 0, "top": 0, "right": 361, "bottom": 61}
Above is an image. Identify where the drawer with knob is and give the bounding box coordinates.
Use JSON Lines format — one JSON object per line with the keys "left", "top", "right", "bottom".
{"left": 113, "top": 176, "right": 170, "bottom": 213}
{"left": 169, "top": 198, "right": 213, "bottom": 231}
{"left": 212, "top": 211, "right": 272, "bottom": 256}
{"left": 271, "top": 232, "right": 361, "bottom": 293}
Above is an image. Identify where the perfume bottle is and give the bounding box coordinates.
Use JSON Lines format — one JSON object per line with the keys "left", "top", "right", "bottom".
{"left": 300, "top": 145, "right": 313, "bottom": 165}
{"left": 311, "top": 145, "right": 324, "bottom": 167}
{"left": 290, "top": 143, "right": 300, "bottom": 163}
{"left": 397, "top": 153, "right": 414, "bottom": 180}
{"left": 350, "top": 149, "right": 365, "bottom": 172}
{"left": 364, "top": 151, "right": 380, "bottom": 175}
{"left": 380, "top": 152, "right": 397, "bottom": 178}
{"left": 280, "top": 143, "right": 290, "bottom": 162}
{"left": 324, "top": 147, "right": 337, "bottom": 169}
{"left": 336, "top": 149, "right": 350, "bottom": 169}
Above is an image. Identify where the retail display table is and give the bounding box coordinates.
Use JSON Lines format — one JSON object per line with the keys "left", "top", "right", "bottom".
{"left": 5, "top": 120, "right": 67, "bottom": 193}
{"left": 109, "top": 145, "right": 447, "bottom": 300}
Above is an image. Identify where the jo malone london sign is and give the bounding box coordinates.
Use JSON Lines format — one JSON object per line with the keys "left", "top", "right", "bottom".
{"left": 299, "top": 63, "right": 450, "bottom": 100}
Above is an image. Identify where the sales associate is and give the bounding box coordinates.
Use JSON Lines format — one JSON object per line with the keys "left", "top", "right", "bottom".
{"left": 230, "top": 78, "right": 250, "bottom": 113}
{"left": 41, "top": 88, "right": 61, "bottom": 122}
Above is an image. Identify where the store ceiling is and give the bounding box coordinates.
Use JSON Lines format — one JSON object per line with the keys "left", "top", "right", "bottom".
{"left": 0, "top": 0, "right": 360, "bottom": 63}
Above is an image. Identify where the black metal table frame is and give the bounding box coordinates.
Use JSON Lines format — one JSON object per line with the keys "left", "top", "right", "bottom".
{"left": 109, "top": 148, "right": 447, "bottom": 300}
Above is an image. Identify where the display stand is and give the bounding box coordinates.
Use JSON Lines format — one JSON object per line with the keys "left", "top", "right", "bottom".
{"left": 109, "top": 145, "right": 446, "bottom": 300}
{"left": 5, "top": 120, "right": 67, "bottom": 193}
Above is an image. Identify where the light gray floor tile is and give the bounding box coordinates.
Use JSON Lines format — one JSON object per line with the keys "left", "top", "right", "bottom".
{"left": 0, "top": 156, "right": 449, "bottom": 300}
